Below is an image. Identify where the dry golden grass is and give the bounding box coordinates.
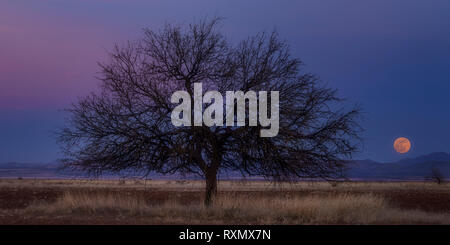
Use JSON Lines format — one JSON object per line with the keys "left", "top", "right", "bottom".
{"left": 2, "top": 178, "right": 450, "bottom": 192}
{"left": 2, "top": 178, "right": 449, "bottom": 224}
{"left": 24, "top": 189, "right": 450, "bottom": 224}
{"left": 28, "top": 190, "right": 149, "bottom": 214}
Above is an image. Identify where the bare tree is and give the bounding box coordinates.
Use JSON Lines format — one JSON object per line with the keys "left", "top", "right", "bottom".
{"left": 58, "top": 18, "right": 362, "bottom": 206}
{"left": 430, "top": 167, "right": 445, "bottom": 184}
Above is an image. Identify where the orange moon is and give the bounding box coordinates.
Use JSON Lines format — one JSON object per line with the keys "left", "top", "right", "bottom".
{"left": 394, "top": 137, "right": 411, "bottom": 154}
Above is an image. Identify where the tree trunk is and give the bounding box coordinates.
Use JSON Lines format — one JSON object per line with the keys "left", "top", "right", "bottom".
{"left": 204, "top": 168, "right": 218, "bottom": 207}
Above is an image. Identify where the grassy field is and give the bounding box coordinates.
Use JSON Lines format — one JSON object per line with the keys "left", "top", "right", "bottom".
{"left": 1, "top": 178, "right": 450, "bottom": 224}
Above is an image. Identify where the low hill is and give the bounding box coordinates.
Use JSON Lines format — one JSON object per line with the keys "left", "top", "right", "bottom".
{"left": 2, "top": 152, "right": 450, "bottom": 180}
{"left": 346, "top": 152, "right": 450, "bottom": 180}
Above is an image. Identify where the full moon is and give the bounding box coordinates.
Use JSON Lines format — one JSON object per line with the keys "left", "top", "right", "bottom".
{"left": 394, "top": 137, "right": 411, "bottom": 154}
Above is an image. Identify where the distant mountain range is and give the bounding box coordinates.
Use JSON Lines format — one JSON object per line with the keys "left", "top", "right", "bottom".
{"left": 0, "top": 162, "right": 63, "bottom": 178}
{"left": 346, "top": 152, "right": 450, "bottom": 180}
{"left": 1, "top": 152, "right": 450, "bottom": 180}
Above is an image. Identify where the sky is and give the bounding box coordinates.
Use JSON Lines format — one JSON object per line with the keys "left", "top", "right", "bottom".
{"left": 1, "top": 0, "right": 450, "bottom": 163}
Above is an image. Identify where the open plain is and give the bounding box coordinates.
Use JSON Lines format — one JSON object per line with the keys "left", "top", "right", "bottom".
{"left": 1, "top": 179, "right": 450, "bottom": 225}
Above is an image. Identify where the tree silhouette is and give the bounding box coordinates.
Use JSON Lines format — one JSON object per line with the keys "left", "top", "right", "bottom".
{"left": 58, "top": 18, "right": 362, "bottom": 206}
{"left": 430, "top": 166, "right": 445, "bottom": 184}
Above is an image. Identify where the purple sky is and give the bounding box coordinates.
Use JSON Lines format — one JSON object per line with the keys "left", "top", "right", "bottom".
{"left": 1, "top": 0, "right": 450, "bottom": 163}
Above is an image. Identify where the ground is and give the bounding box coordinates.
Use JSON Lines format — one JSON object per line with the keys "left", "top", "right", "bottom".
{"left": 0, "top": 179, "right": 450, "bottom": 225}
